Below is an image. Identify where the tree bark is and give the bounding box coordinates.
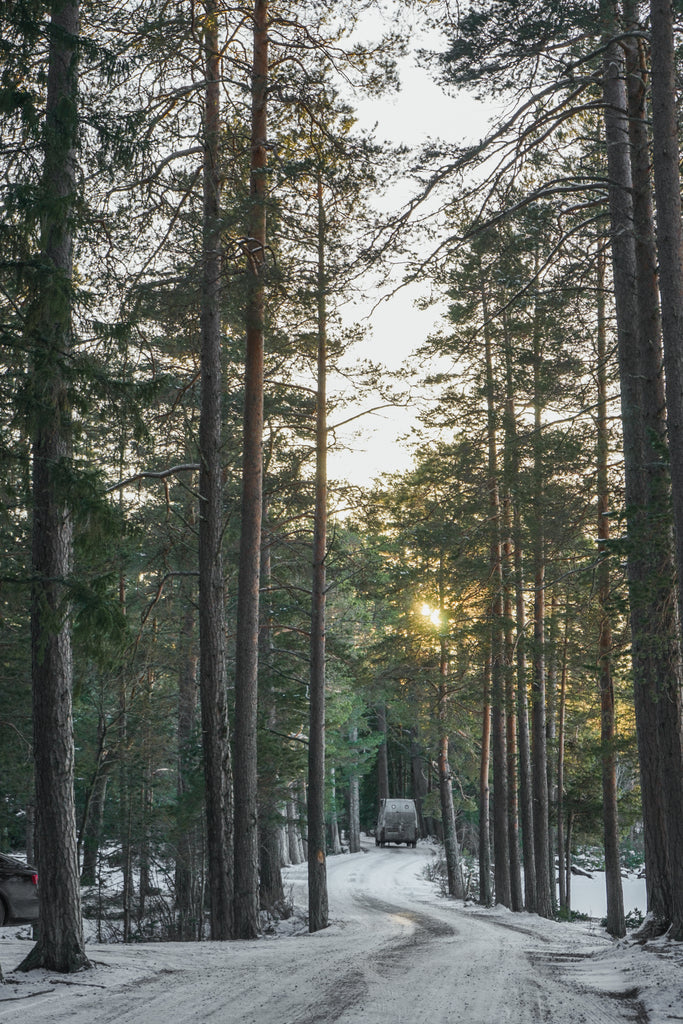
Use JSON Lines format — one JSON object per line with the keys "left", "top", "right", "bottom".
{"left": 546, "top": 597, "right": 558, "bottom": 907}
{"left": 287, "top": 787, "right": 305, "bottom": 865}
{"left": 79, "top": 746, "right": 110, "bottom": 887}
{"left": 502, "top": 492, "right": 523, "bottom": 911}
{"left": 19, "top": 0, "right": 90, "bottom": 974}
{"left": 259, "top": 815, "right": 285, "bottom": 913}
{"left": 503, "top": 335, "right": 537, "bottom": 913}
{"left": 257, "top": 507, "right": 286, "bottom": 916}
{"left": 557, "top": 627, "right": 567, "bottom": 913}
{"left": 481, "top": 268, "right": 511, "bottom": 908}
{"left": 596, "top": 242, "right": 625, "bottom": 938}
{"left": 197, "top": 2, "right": 234, "bottom": 941}
{"left": 479, "top": 658, "right": 493, "bottom": 906}
{"left": 78, "top": 709, "right": 110, "bottom": 884}
{"left": 234, "top": 0, "right": 269, "bottom": 940}
{"left": 329, "top": 769, "right": 342, "bottom": 855}
{"left": 410, "top": 727, "right": 429, "bottom": 836}
{"left": 376, "top": 702, "right": 390, "bottom": 804}
{"left": 175, "top": 588, "right": 202, "bottom": 940}
{"left": 601, "top": 11, "right": 681, "bottom": 934}
{"left": 565, "top": 811, "right": 573, "bottom": 913}
{"left": 438, "top": 634, "right": 465, "bottom": 899}
{"left": 308, "top": 175, "right": 330, "bottom": 932}
{"left": 647, "top": 0, "right": 683, "bottom": 941}
{"left": 348, "top": 727, "right": 361, "bottom": 854}
{"left": 531, "top": 303, "right": 553, "bottom": 919}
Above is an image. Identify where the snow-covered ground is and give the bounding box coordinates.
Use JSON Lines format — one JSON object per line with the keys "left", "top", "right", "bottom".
{"left": 0, "top": 840, "right": 679, "bottom": 1023}
{"left": 570, "top": 868, "right": 646, "bottom": 922}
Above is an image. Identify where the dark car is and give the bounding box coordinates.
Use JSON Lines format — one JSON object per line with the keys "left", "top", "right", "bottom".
{"left": 0, "top": 853, "right": 39, "bottom": 925}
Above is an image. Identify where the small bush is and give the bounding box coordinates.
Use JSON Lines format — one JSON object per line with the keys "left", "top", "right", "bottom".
{"left": 558, "top": 907, "right": 590, "bottom": 923}
{"left": 625, "top": 907, "right": 645, "bottom": 929}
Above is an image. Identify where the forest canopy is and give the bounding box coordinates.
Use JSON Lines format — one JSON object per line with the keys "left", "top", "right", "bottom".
{"left": 1, "top": 0, "right": 683, "bottom": 972}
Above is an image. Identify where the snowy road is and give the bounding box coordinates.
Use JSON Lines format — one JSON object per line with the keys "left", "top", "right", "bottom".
{"left": 0, "top": 840, "right": 680, "bottom": 1023}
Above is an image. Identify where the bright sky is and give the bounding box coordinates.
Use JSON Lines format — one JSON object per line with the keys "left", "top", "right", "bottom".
{"left": 328, "top": 13, "right": 496, "bottom": 490}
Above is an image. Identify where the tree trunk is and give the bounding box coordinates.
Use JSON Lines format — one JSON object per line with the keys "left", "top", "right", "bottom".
{"left": 479, "top": 658, "right": 493, "bottom": 906}
{"left": 565, "top": 811, "right": 573, "bottom": 913}
{"left": 176, "top": 591, "right": 201, "bottom": 940}
{"left": 80, "top": 762, "right": 109, "bottom": 888}
{"left": 329, "top": 770, "right": 342, "bottom": 855}
{"left": 287, "top": 787, "right": 305, "bottom": 865}
{"left": 481, "top": 269, "right": 511, "bottom": 908}
{"left": 596, "top": 242, "right": 625, "bottom": 938}
{"left": 376, "top": 702, "right": 390, "bottom": 803}
{"left": 410, "top": 727, "right": 429, "bottom": 836}
{"left": 503, "top": 336, "right": 536, "bottom": 912}
{"left": 257, "top": 507, "right": 286, "bottom": 917}
{"left": 234, "top": 0, "right": 269, "bottom": 940}
{"left": 308, "top": 174, "right": 330, "bottom": 933}
{"left": 557, "top": 627, "right": 567, "bottom": 913}
{"left": 198, "top": 3, "right": 234, "bottom": 941}
{"left": 259, "top": 815, "right": 285, "bottom": 914}
{"left": 438, "top": 636, "right": 465, "bottom": 899}
{"left": 503, "top": 493, "right": 523, "bottom": 911}
{"left": 531, "top": 306, "right": 553, "bottom": 919}
{"left": 79, "top": 712, "right": 109, "bottom": 885}
{"left": 601, "top": 14, "right": 680, "bottom": 934}
{"left": 138, "top": 669, "right": 154, "bottom": 921}
{"left": 19, "top": 0, "right": 90, "bottom": 975}
{"left": 348, "top": 727, "right": 361, "bottom": 853}
{"left": 647, "top": 0, "right": 683, "bottom": 942}
{"left": 546, "top": 596, "right": 558, "bottom": 907}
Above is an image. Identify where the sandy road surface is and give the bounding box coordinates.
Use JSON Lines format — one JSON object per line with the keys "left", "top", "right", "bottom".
{"left": 0, "top": 842, "right": 663, "bottom": 1023}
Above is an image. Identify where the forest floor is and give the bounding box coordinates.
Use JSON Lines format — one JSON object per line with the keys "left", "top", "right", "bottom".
{"left": 0, "top": 838, "right": 680, "bottom": 1023}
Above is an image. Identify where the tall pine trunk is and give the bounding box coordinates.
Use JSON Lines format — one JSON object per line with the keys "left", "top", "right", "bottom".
{"left": 176, "top": 589, "right": 201, "bottom": 939}
{"left": 481, "top": 271, "right": 510, "bottom": 907}
{"left": 198, "top": 3, "right": 234, "bottom": 941}
{"left": 410, "top": 727, "right": 429, "bottom": 836}
{"left": 503, "top": 509, "right": 523, "bottom": 912}
{"left": 19, "top": 0, "right": 90, "bottom": 975}
{"left": 546, "top": 597, "right": 558, "bottom": 906}
{"left": 479, "top": 658, "right": 493, "bottom": 905}
{"left": 648, "top": 0, "right": 683, "bottom": 942}
{"left": 308, "top": 175, "right": 330, "bottom": 932}
{"left": 435, "top": 556, "right": 465, "bottom": 899}
{"left": 557, "top": 628, "right": 567, "bottom": 913}
{"left": 438, "top": 632, "right": 464, "bottom": 899}
{"left": 596, "top": 244, "right": 625, "bottom": 937}
{"left": 234, "top": 0, "right": 268, "bottom": 940}
{"left": 79, "top": 713, "right": 109, "bottom": 884}
{"left": 503, "top": 337, "right": 536, "bottom": 912}
{"left": 376, "top": 702, "right": 390, "bottom": 803}
{"left": 601, "top": 12, "right": 681, "bottom": 934}
{"left": 348, "top": 727, "right": 361, "bottom": 854}
{"left": 258, "top": 509, "right": 286, "bottom": 915}
{"left": 531, "top": 307, "right": 553, "bottom": 919}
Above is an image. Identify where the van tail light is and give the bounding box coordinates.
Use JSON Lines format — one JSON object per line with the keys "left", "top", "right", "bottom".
{"left": 31, "top": 873, "right": 38, "bottom": 885}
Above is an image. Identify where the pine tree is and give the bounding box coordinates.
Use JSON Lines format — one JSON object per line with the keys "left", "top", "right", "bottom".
{"left": 19, "top": 0, "right": 90, "bottom": 973}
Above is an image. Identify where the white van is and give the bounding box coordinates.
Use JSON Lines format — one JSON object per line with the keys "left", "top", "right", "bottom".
{"left": 376, "top": 798, "right": 418, "bottom": 847}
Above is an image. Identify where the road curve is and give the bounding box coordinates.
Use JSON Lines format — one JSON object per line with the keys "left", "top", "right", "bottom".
{"left": 0, "top": 841, "right": 647, "bottom": 1024}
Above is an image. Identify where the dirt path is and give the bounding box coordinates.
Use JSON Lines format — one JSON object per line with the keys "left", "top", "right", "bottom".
{"left": 0, "top": 843, "right": 658, "bottom": 1023}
